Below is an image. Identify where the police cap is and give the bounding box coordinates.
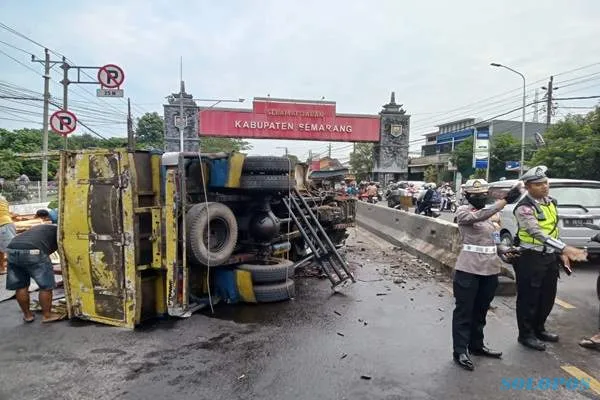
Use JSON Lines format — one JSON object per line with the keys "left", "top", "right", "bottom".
{"left": 520, "top": 165, "right": 548, "bottom": 184}
{"left": 463, "top": 179, "right": 489, "bottom": 194}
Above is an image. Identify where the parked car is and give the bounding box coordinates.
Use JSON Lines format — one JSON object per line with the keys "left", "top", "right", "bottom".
{"left": 487, "top": 178, "right": 600, "bottom": 255}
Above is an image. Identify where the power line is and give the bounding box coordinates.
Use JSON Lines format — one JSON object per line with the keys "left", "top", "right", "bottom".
{"left": 0, "top": 22, "right": 46, "bottom": 49}
{"left": 0, "top": 39, "right": 33, "bottom": 55}
{"left": 0, "top": 48, "right": 41, "bottom": 76}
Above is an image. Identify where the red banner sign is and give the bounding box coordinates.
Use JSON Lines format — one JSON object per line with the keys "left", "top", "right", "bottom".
{"left": 198, "top": 98, "right": 380, "bottom": 142}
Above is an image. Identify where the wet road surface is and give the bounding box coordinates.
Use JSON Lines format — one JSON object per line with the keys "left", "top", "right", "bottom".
{"left": 0, "top": 228, "right": 599, "bottom": 400}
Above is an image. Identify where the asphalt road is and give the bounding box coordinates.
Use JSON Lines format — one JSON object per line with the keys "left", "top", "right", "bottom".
{"left": 0, "top": 228, "right": 599, "bottom": 400}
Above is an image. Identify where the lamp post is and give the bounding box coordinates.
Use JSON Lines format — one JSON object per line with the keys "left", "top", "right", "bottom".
{"left": 191, "top": 98, "right": 245, "bottom": 151}
{"left": 490, "top": 62, "right": 526, "bottom": 176}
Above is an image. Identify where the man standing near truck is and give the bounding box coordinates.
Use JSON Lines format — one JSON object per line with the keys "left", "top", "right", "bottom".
{"left": 513, "top": 166, "right": 587, "bottom": 351}
{"left": 5, "top": 223, "right": 62, "bottom": 323}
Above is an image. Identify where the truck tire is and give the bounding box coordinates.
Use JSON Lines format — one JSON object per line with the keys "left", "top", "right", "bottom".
{"left": 253, "top": 279, "right": 295, "bottom": 303}
{"left": 237, "top": 258, "right": 295, "bottom": 284}
{"left": 243, "top": 156, "right": 291, "bottom": 174}
{"left": 240, "top": 175, "right": 295, "bottom": 191}
{"left": 186, "top": 202, "right": 238, "bottom": 266}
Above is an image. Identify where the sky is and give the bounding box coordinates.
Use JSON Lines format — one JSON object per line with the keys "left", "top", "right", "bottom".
{"left": 1, "top": 0, "right": 600, "bottom": 162}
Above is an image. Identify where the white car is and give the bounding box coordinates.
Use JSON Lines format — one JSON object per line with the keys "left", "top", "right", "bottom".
{"left": 487, "top": 178, "right": 600, "bottom": 255}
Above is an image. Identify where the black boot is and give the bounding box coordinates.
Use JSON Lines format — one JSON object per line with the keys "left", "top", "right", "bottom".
{"left": 453, "top": 352, "right": 474, "bottom": 371}
{"left": 470, "top": 345, "right": 502, "bottom": 358}
{"left": 518, "top": 336, "right": 546, "bottom": 351}
{"left": 536, "top": 330, "right": 559, "bottom": 342}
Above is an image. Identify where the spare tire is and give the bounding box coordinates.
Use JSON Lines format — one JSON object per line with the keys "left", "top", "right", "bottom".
{"left": 253, "top": 279, "right": 296, "bottom": 303}
{"left": 237, "top": 258, "right": 295, "bottom": 284}
{"left": 186, "top": 202, "right": 238, "bottom": 266}
{"left": 243, "top": 156, "right": 291, "bottom": 174}
{"left": 240, "top": 175, "right": 295, "bottom": 191}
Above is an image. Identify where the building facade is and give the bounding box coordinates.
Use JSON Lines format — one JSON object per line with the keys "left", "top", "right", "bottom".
{"left": 408, "top": 117, "right": 549, "bottom": 180}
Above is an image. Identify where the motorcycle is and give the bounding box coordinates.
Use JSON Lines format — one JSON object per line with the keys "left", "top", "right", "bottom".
{"left": 360, "top": 193, "right": 377, "bottom": 204}
{"left": 414, "top": 200, "right": 440, "bottom": 218}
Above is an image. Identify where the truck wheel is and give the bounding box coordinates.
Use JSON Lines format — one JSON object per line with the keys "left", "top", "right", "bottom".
{"left": 237, "top": 258, "right": 295, "bottom": 284}
{"left": 243, "top": 156, "right": 291, "bottom": 174}
{"left": 240, "top": 175, "right": 295, "bottom": 191}
{"left": 186, "top": 202, "right": 238, "bottom": 266}
{"left": 253, "top": 279, "right": 295, "bottom": 303}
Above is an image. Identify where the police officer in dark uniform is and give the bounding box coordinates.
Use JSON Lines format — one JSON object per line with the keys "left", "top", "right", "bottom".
{"left": 513, "top": 166, "right": 588, "bottom": 351}
{"left": 452, "top": 179, "right": 523, "bottom": 371}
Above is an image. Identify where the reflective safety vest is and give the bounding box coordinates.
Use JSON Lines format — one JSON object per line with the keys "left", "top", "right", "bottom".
{"left": 515, "top": 197, "right": 559, "bottom": 245}
{"left": 0, "top": 197, "right": 12, "bottom": 226}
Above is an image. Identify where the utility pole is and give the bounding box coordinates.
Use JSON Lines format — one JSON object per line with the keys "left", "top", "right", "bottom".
{"left": 328, "top": 142, "right": 332, "bottom": 158}
{"left": 533, "top": 89, "right": 539, "bottom": 122}
{"left": 41, "top": 49, "right": 50, "bottom": 202}
{"left": 127, "top": 98, "right": 135, "bottom": 152}
{"left": 542, "top": 76, "right": 558, "bottom": 129}
{"left": 32, "top": 48, "right": 60, "bottom": 202}
{"left": 61, "top": 56, "right": 69, "bottom": 149}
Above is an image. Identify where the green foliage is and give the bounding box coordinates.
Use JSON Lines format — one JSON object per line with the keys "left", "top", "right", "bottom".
{"left": 0, "top": 181, "right": 29, "bottom": 202}
{"left": 488, "top": 132, "right": 520, "bottom": 181}
{"left": 530, "top": 108, "right": 600, "bottom": 180}
{"left": 349, "top": 143, "right": 373, "bottom": 181}
{"left": 199, "top": 136, "right": 252, "bottom": 153}
{"left": 135, "top": 112, "right": 164, "bottom": 150}
{"left": 286, "top": 154, "right": 299, "bottom": 166}
{"left": 0, "top": 149, "right": 22, "bottom": 179}
{"left": 450, "top": 136, "right": 475, "bottom": 179}
{"left": 424, "top": 165, "right": 438, "bottom": 183}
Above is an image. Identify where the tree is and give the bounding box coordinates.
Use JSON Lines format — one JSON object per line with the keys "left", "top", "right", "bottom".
{"left": 450, "top": 136, "right": 475, "bottom": 179}
{"left": 0, "top": 150, "right": 22, "bottom": 179}
{"left": 349, "top": 143, "right": 373, "bottom": 181}
{"left": 285, "top": 154, "right": 299, "bottom": 166}
{"left": 530, "top": 108, "right": 600, "bottom": 180}
{"left": 136, "top": 112, "right": 164, "bottom": 149}
{"left": 199, "top": 137, "right": 251, "bottom": 153}
{"left": 424, "top": 165, "right": 438, "bottom": 183}
{"left": 488, "top": 133, "right": 520, "bottom": 181}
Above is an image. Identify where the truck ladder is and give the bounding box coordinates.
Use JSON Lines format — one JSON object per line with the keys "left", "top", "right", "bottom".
{"left": 283, "top": 188, "right": 355, "bottom": 289}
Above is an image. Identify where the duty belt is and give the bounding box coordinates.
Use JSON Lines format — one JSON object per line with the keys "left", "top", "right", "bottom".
{"left": 519, "top": 243, "right": 556, "bottom": 254}
{"left": 462, "top": 244, "right": 497, "bottom": 254}
{"left": 7, "top": 248, "right": 41, "bottom": 255}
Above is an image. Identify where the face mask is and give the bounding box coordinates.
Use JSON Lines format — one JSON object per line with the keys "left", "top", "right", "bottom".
{"left": 467, "top": 194, "right": 487, "bottom": 209}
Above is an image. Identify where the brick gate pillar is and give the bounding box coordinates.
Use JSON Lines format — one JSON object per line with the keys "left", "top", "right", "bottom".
{"left": 163, "top": 81, "right": 200, "bottom": 152}
{"left": 372, "top": 92, "right": 410, "bottom": 185}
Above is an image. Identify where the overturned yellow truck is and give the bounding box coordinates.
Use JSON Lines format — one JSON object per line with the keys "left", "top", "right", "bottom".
{"left": 57, "top": 149, "right": 355, "bottom": 328}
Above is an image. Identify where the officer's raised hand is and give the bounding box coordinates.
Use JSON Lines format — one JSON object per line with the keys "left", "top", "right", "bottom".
{"left": 504, "top": 181, "right": 524, "bottom": 204}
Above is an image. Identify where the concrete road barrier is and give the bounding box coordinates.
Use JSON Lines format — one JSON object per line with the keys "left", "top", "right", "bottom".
{"left": 356, "top": 201, "right": 515, "bottom": 296}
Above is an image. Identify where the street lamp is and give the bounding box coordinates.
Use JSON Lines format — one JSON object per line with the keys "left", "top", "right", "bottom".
{"left": 490, "top": 62, "right": 526, "bottom": 176}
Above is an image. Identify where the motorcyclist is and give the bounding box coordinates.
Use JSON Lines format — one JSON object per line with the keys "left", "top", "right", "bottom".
{"left": 366, "top": 182, "right": 378, "bottom": 203}
{"left": 417, "top": 183, "right": 436, "bottom": 215}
